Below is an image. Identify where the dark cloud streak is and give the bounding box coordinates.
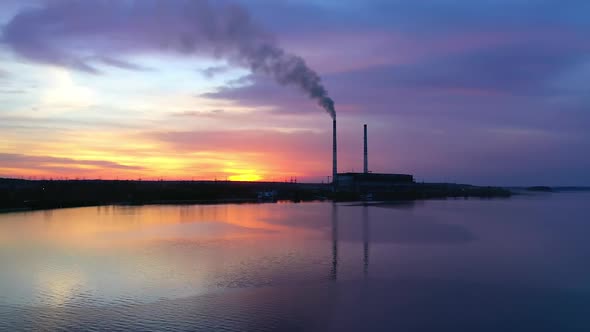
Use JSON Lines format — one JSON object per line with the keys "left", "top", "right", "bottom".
{"left": 95, "top": 56, "right": 154, "bottom": 72}
{"left": 0, "top": 153, "right": 144, "bottom": 170}
{"left": 200, "top": 65, "right": 230, "bottom": 78}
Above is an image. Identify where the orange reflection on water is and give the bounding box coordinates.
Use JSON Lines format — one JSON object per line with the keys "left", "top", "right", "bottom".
{"left": 0, "top": 203, "right": 323, "bottom": 306}
{"left": 0, "top": 204, "right": 315, "bottom": 249}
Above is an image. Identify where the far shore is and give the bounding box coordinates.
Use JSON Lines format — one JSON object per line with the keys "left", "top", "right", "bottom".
{"left": 0, "top": 178, "right": 527, "bottom": 214}
{"left": 1, "top": 181, "right": 588, "bottom": 214}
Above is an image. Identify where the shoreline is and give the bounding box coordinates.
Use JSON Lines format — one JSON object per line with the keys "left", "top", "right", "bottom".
{"left": 0, "top": 178, "right": 515, "bottom": 214}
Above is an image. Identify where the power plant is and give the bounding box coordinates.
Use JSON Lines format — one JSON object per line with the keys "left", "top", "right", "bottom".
{"left": 334, "top": 122, "right": 414, "bottom": 192}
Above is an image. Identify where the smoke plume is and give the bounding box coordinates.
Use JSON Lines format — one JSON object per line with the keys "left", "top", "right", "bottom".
{"left": 1, "top": 0, "right": 336, "bottom": 118}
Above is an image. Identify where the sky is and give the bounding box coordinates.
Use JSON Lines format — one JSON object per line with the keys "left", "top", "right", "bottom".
{"left": 0, "top": 0, "right": 588, "bottom": 186}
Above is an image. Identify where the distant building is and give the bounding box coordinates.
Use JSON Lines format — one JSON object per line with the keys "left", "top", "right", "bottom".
{"left": 333, "top": 124, "right": 414, "bottom": 193}
{"left": 337, "top": 172, "right": 414, "bottom": 192}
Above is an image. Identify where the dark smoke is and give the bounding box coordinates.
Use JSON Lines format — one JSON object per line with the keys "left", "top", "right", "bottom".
{"left": 1, "top": 0, "right": 336, "bottom": 118}
{"left": 242, "top": 43, "right": 335, "bottom": 118}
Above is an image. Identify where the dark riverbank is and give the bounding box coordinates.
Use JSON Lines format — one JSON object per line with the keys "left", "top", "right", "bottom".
{"left": 0, "top": 178, "right": 512, "bottom": 212}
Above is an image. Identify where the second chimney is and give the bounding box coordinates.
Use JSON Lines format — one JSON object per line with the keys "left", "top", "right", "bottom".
{"left": 363, "top": 124, "right": 368, "bottom": 173}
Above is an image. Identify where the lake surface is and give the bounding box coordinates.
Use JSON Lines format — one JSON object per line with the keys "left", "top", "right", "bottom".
{"left": 1, "top": 192, "right": 589, "bottom": 331}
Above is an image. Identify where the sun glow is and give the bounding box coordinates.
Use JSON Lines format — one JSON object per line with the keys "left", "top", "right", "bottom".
{"left": 41, "top": 68, "right": 95, "bottom": 109}
{"left": 228, "top": 173, "right": 262, "bottom": 182}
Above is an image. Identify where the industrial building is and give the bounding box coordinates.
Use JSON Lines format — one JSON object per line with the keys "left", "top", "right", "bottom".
{"left": 338, "top": 172, "right": 414, "bottom": 191}
{"left": 334, "top": 124, "right": 414, "bottom": 192}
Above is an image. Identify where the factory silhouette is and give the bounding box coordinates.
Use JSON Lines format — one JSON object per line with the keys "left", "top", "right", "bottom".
{"left": 0, "top": 120, "right": 510, "bottom": 211}
{"left": 332, "top": 121, "right": 414, "bottom": 193}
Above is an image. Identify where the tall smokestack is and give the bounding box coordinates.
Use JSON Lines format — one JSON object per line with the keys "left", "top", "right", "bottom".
{"left": 332, "top": 118, "right": 338, "bottom": 190}
{"left": 364, "top": 124, "right": 368, "bottom": 173}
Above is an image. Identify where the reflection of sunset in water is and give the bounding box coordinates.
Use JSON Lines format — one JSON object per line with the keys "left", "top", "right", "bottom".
{"left": 0, "top": 204, "right": 325, "bottom": 306}
{"left": 35, "top": 268, "right": 86, "bottom": 307}
{"left": 0, "top": 204, "right": 315, "bottom": 249}
{"left": 3, "top": 195, "right": 590, "bottom": 331}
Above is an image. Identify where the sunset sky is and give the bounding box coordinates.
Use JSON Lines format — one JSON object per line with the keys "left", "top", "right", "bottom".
{"left": 1, "top": 0, "right": 589, "bottom": 186}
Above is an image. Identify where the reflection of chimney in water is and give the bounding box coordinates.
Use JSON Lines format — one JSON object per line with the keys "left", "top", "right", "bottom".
{"left": 330, "top": 202, "right": 339, "bottom": 280}
{"left": 363, "top": 205, "right": 370, "bottom": 277}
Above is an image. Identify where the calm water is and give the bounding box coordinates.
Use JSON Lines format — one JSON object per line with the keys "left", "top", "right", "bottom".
{"left": 1, "top": 192, "right": 589, "bottom": 331}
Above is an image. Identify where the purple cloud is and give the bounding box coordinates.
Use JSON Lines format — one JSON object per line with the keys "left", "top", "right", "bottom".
{"left": 2, "top": 0, "right": 336, "bottom": 117}
{"left": 203, "top": 74, "right": 315, "bottom": 114}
